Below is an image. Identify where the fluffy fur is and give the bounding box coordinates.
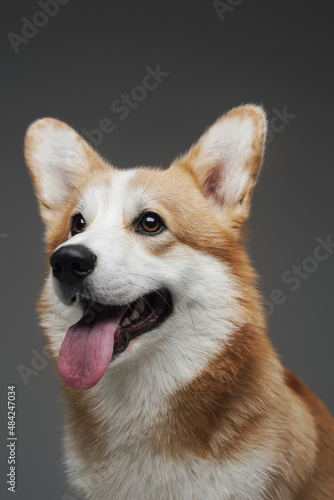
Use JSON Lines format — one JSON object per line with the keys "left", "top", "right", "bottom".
{"left": 25, "top": 105, "right": 334, "bottom": 499}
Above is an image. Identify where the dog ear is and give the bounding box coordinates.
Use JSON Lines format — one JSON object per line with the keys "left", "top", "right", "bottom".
{"left": 178, "top": 105, "right": 267, "bottom": 230}
{"left": 24, "top": 118, "right": 105, "bottom": 226}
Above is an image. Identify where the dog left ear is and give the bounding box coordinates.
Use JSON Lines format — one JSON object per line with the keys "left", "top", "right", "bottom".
{"left": 177, "top": 105, "right": 267, "bottom": 230}
{"left": 24, "top": 118, "right": 106, "bottom": 227}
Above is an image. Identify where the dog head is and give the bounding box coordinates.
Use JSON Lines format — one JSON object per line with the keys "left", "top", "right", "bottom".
{"left": 25, "top": 105, "right": 266, "bottom": 392}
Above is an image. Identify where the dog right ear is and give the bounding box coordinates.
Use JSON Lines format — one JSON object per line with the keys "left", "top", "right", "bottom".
{"left": 176, "top": 105, "right": 267, "bottom": 232}
{"left": 24, "top": 118, "right": 106, "bottom": 227}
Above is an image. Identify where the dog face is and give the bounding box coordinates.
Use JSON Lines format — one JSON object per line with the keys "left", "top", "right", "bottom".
{"left": 25, "top": 105, "right": 266, "bottom": 392}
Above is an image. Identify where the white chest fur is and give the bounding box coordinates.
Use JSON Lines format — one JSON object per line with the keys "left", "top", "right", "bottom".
{"left": 64, "top": 432, "right": 278, "bottom": 500}
{"left": 62, "top": 363, "right": 282, "bottom": 500}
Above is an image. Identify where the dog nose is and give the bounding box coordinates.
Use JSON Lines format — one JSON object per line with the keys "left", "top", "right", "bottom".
{"left": 50, "top": 245, "right": 97, "bottom": 284}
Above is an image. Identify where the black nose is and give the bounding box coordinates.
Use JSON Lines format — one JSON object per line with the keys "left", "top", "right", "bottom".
{"left": 50, "top": 245, "right": 97, "bottom": 284}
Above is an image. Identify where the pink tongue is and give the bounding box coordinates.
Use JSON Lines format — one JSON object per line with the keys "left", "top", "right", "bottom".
{"left": 58, "top": 306, "right": 124, "bottom": 390}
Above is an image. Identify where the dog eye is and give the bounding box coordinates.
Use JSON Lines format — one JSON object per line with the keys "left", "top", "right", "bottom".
{"left": 71, "top": 213, "right": 86, "bottom": 236}
{"left": 138, "top": 212, "right": 165, "bottom": 235}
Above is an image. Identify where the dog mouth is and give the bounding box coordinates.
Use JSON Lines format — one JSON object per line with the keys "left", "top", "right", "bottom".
{"left": 81, "top": 288, "right": 173, "bottom": 356}
{"left": 58, "top": 288, "right": 173, "bottom": 391}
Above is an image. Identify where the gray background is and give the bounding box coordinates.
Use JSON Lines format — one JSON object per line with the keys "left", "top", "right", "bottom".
{"left": 1, "top": 1, "right": 333, "bottom": 499}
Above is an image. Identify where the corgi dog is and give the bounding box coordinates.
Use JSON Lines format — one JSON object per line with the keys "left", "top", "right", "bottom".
{"left": 25, "top": 105, "right": 334, "bottom": 500}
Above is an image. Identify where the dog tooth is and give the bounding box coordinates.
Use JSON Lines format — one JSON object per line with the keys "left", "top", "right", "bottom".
{"left": 129, "top": 310, "right": 140, "bottom": 321}
{"left": 121, "top": 317, "right": 131, "bottom": 327}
